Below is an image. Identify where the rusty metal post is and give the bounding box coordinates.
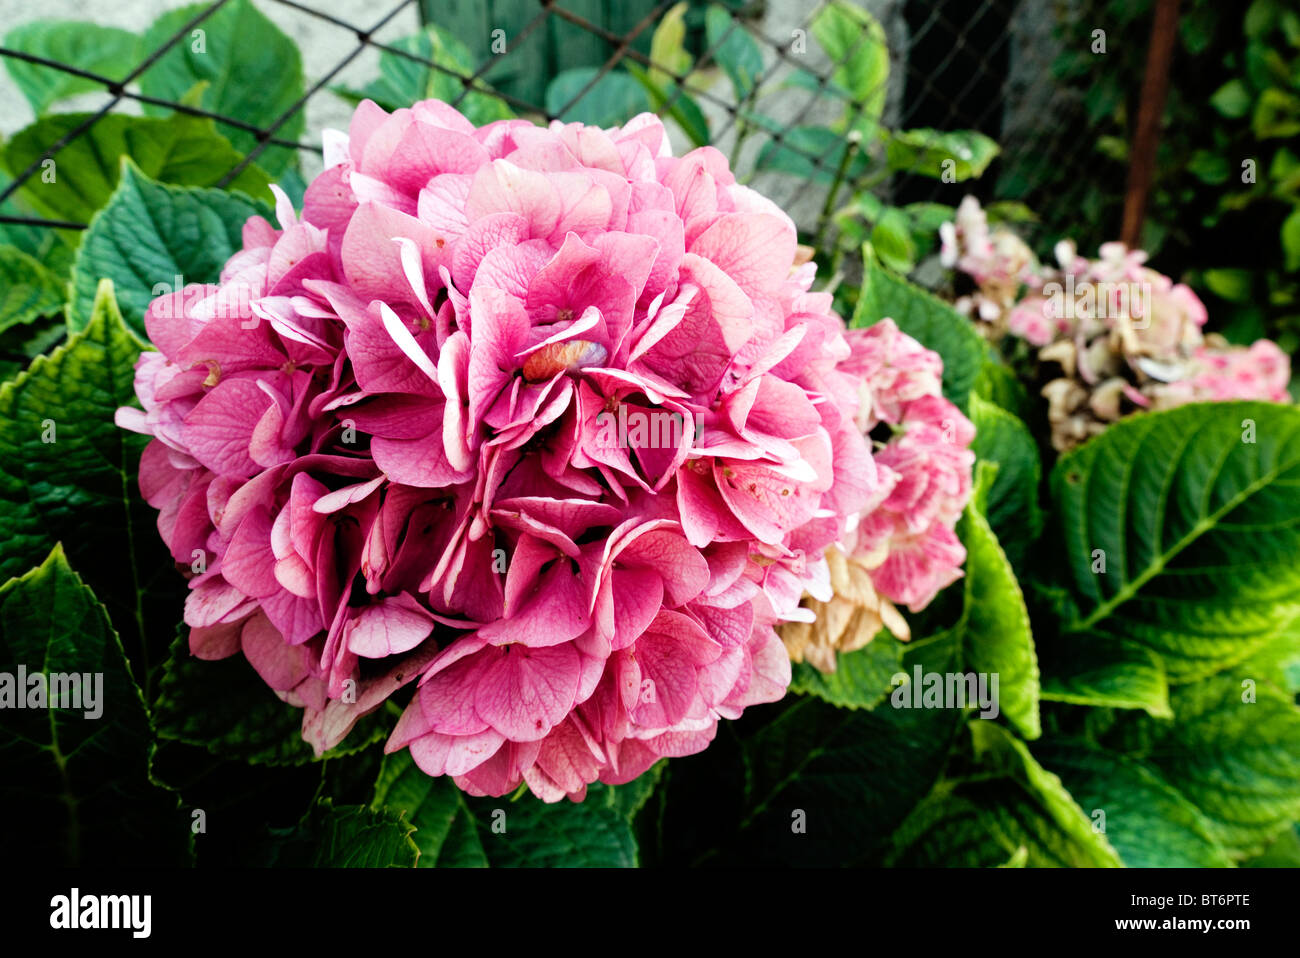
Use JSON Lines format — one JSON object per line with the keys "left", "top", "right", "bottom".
{"left": 1121, "top": 0, "right": 1182, "bottom": 249}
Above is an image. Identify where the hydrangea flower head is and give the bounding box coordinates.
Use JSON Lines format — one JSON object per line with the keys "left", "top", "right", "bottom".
{"left": 117, "top": 100, "right": 878, "bottom": 800}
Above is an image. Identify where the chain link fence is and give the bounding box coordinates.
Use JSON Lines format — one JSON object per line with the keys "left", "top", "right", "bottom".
{"left": 0, "top": 0, "right": 1154, "bottom": 267}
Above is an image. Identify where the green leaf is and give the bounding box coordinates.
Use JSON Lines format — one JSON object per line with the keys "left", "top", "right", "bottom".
{"left": 969, "top": 392, "right": 1042, "bottom": 573}
{"left": 1, "top": 21, "right": 139, "bottom": 115}
{"left": 1203, "top": 267, "right": 1254, "bottom": 303}
{"left": 1052, "top": 401, "right": 1300, "bottom": 682}
{"left": 1040, "top": 635, "right": 1172, "bottom": 718}
{"left": 648, "top": 2, "right": 692, "bottom": 87}
{"left": 869, "top": 206, "right": 918, "bottom": 273}
{"left": 705, "top": 5, "right": 763, "bottom": 101}
{"left": 1187, "top": 149, "right": 1231, "bottom": 185}
{"left": 152, "top": 632, "right": 385, "bottom": 767}
{"left": 884, "top": 128, "right": 1000, "bottom": 181}
{"left": 1210, "top": 78, "right": 1254, "bottom": 119}
{"left": 736, "top": 697, "right": 962, "bottom": 866}
{"left": 957, "top": 491, "right": 1041, "bottom": 739}
{"left": 0, "top": 245, "right": 64, "bottom": 335}
{"left": 259, "top": 800, "right": 419, "bottom": 867}
{"left": 139, "top": 0, "right": 306, "bottom": 175}
{"left": 1253, "top": 87, "right": 1300, "bottom": 139}
{"left": 1035, "top": 740, "right": 1233, "bottom": 867}
{"left": 789, "top": 631, "right": 906, "bottom": 710}
{"left": 1123, "top": 676, "right": 1300, "bottom": 857}
{"left": 0, "top": 546, "right": 189, "bottom": 865}
{"left": 371, "top": 751, "right": 638, "bottom": 867}
{"left": 753, "top": 125, "right": 868, "bottom": 183}
{"left": 68, "top": 160, "right": 271, "bottom": 335}
{"left": 546, "top": 68, "right": 652, "bottom": 128}
{"left": 1244, "top": 824, "right": 1300, "bottom": 867}
{"left": 2, "top": 112, "right": 272, "bottom": 226}
{"left": 335, "top": 25, "right": 510, "bottom": 125}
{"left": 851, "top": 252, "right": 988, "bottom": 413}
{"left": 811, "top": 0, "right": 888, "bottom": 138}
{"left": 885, "top": 723, "right": 1121, "bottom": 867}
{"left": 1282, "top": 207, "right": 1300, "bottom": 273}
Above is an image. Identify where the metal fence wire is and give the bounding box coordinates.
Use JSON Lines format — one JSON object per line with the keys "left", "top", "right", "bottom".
{"left": 0, "top": 0, "right": 1152, "bottom": 262}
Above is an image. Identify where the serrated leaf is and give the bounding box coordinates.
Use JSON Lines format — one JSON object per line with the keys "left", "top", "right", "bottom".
{"left": 958, "top": 492, "right": 1041, "bottom": 739}
{"left": 789, "top": 630, "right": 905, "bottom": 710}
{"left": 152, "top": 631, "right": 385, "bottom": 767}
{"left": 1053, "top": 401, "right": 1300, "bottom": 681}
{"left": 259, "top": 800, "right": 419, "bottom": 867}
{"left": 0, "top": 245, "right": 64, "bottom": 335}
{"left": 371, "top": 751, "right": 638, "bottom": 867}
{"left": 1036, "top": 740, "right": 1234, "bottom": 867}
{"left": 733, "top": 698, "right": 961, "bottom": 865}
{"left": 139, "top": 0, "right": 305, "bottom": 176}
{"left": 2, "top": 112, "right": 272, "bottom": 226}
{"left": 851, "top": 252, "right": 988, "bottom": 412}
{"left": 335, "top": 25, "right": 510, "bottom": 126}
{"left": 0, "top": 546, "right": 189, "bottom": 865}
{"left": 1, "top": 20, "right": 139, "bottom": 115}
{"left": 1140, "top": 676, "right": 1300, "bottom": 856}
{"left": 68, "top": 160, "right": 271, "bottom": 334}
{"left": 886, "top": 722, "right": 1121, "bottom": 867}
{"left": 0, "top": 283, "right": 176, "bottom": 683}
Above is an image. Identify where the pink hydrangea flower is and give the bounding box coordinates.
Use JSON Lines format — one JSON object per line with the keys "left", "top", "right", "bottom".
{"left": 117, "top": 100, "right": 880, "bottom": 801}
{"left": 840, "top": 320, "right": 974, "bottom": 611}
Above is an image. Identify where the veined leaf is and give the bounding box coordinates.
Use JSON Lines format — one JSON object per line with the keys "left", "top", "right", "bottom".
{"left": 68, "top": 160, "right": 271, "bottom": 334}
{"left": 2, "top": 20, "right": 139, "bottom": 115}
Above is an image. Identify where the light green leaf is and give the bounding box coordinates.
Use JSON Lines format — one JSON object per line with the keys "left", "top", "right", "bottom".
{"left": 870, "top": 206, "right": 917, "bottom": 273}
{"left": 789, "top": 631, "right": 906, "bottom": 710}
{"left": 958, "top": 491, "right": 1041, "bottom": 739}
{"left": 1036, "top": 740, "right": 1233, "bottom": 867}
{"left": 1210, "top": 78, "right": 1253, "bottom": 119}
{"left": 884, "top": 128, "right": 1000, "bottom": 181}
{"left": 371, "top": 751, "right": 638, "bottom": 867}
{"left": 2, "top": 112, "right": 272, "bottom": 226}
{"left": 648, "top": 2, "right": 692, "bottom": 87}
{"left": 139, "top": 0, "right": 306, "bottom": 175}
{"left": 0, "top": 546, "right": 189, "bottom": 865}
{"left": 0, "top": 245, "right": 64, "bottom": 335}
{"left": 335, "top": 25, "right": 510, "bottom": 125}
{"left": 1253, "top": 87, "right": 1300, "bottom": 139}
{"left": 851, "top": 252, "right": 989, "bottom": 412}
{"left": 1052, "top": 401, "right": 1300, "bottom": 681}
{"left": 1, "top": 21, "right": 139, "bottom": 115}
{"left": 68, "top": 160, "right": 271, "bottom": 335}
{"left": 811, "top": 0, "right": 888, "bottom": 138}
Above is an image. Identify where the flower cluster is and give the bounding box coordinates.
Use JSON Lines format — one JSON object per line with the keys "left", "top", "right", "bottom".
{"left": 940, "top": 196, "right": 1291, "bottom": 449}
{"left": 780, "top": 320, "right": 974, "bottom": 672}
{"left": 118, "top": 100, "right": 881, "bottom": 800}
